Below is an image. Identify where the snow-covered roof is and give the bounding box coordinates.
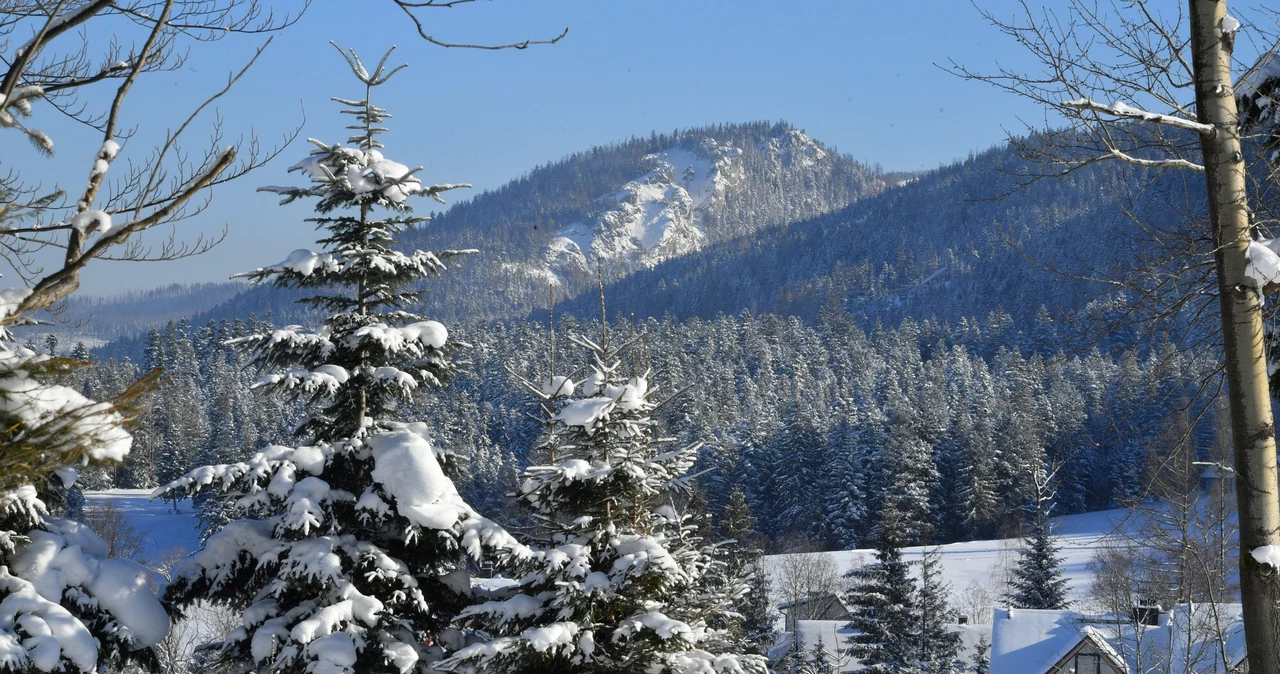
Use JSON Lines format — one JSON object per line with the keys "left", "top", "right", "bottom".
{"left": 775, "top": 619, "right": 990, "bottom": 672}
{"left": 1167, "top": 603, "right": 1246, "bottom": 674}
{"left": 778, "top": 591, "right": 849, "bottom": 613}
{"left": 991, "top": 608, "right": 1168, "bottom": 674}
{"left": 778, "top": 619, "right": 855, "bottom": 660}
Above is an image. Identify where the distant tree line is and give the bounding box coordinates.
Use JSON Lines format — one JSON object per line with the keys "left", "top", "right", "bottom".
{"left": 69, "top": 301, "right": 1215, "bottom": 553}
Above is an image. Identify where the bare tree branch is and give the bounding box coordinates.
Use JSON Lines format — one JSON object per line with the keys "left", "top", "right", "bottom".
{"left": 393, "top": 0, "right": 568, "bottom": 50}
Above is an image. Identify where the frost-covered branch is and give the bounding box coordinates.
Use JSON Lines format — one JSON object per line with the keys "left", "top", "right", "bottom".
{"left": 1062, "top": 97, "right": 1217, "bottom": 135}
{"left": 65, "top": 0, "right": 176, "bottom": 269}
{"left": 946, "top": 0, "right": 1208, "bottom": 187}
{"left": 12, "top": 147, "right": 237, "bottom": 323}
{"left": 0, "top": 1, "right": 301, "bottom": 311}
{"left": 1103, "top": 147, "right": 1205, "bottom": 172}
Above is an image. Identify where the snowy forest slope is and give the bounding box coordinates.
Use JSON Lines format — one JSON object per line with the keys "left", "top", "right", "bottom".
{"left": 146, "top": 123, "right": 1207, "bottom": 344}
{"left": 556, "top": 141, "right": 1202, "bottom": 336}
{"left": 144, "top": 121, "right": 883, "bottom": 328}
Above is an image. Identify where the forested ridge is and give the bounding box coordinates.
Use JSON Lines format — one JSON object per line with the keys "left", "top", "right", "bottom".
{"left": 64, "top": 304, "right": 1213, "bottom": 552}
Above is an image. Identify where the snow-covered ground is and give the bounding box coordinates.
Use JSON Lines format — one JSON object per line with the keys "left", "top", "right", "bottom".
{"left": 85, "top": 487, "right": 1134, "bottom": 616}
{"left": 83, "top": 489, "right": 202, "bottom": 562}
{"left": 765, "top": 508, "right": 1136, "bottom": 617}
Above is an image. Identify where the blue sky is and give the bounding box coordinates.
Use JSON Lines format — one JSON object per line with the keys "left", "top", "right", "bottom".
{"left": 23, "top": 0, "right": 1053, "bottom": 294}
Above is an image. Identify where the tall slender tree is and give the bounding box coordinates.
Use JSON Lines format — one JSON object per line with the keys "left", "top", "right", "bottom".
{"left": 159, "top": 45, "right": 522, "bottom": 674}
{"left": 720, "top": 485, "right": 776, "bottom": 656}
{"left": 1008, "top": 468, "right": 1068, "bottom": 610}
{"left": 951, "top": 0, "right": 1280, "bottom": 664}
{"left": 844, "top": 503, "right": 917, "bottom": 674}
{"left": 916, "top": 546, "right": 962, "bottom": 673}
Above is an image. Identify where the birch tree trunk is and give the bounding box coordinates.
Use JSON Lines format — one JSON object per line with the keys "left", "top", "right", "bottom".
{"left": 1191, "top": 1, "right": 1280, "bottom": 670}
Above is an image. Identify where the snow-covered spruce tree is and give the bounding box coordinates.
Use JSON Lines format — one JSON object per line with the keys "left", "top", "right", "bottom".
{"left": 1007, "top": 512, "right": 1068, "bottom": 610}
{"left": 158, "top": 45, "right": 523, "bottom": 674}
{"left": 1007, "top": 466, "right": 1068, "bottom": 611}
{"left": 846, "top": 499, "right": 963, "bottom": 674}
{"left": 440, "top": 325, "right": 767, "bottom": 673}
{"left": 969, "top": 634, "right": 990, "bottom": 674}
{"left": 916, "top": 546, "right": 961, "bottom": 673}
{"left": 0, "top": 343, "right": 170, "bottom": 674}
{"left": 719, "top": 486, "right": 775, "bottom": 657}
{"left": 843, "top": 502, "right": 917, "bottom": 674}
{"left": 804, "top": 635, "right": 837, "bottom": 674}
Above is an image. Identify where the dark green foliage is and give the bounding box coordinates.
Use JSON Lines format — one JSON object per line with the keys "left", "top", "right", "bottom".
{"left": 1008, "top": 512, "right": 1070, "bottom": 610}
{"left": 843, "top": 504, "right": 918, "bottom": 674}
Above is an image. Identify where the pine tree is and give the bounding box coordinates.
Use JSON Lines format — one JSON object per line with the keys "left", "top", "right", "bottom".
{"left": 823, "top": 417, "right": 869, "bottom": 549}
{"left": 916, "top": 546, "right": 961, "bottom": 673}
{"left": 440, "top": 323, "right": 766, "bottom": 673}
{"left": 880, "top": 379, "right": 937, "bottom": 545}
{"left": 720, "top": 485, "right": 776, "bottom": 656}
{"left": 843, "top": 503, "right": 917, "bottom": 674}
{"left": 0, "top": 339, "right": 169, "bottom": 673}
{"left": 778, "top": 642, "right": 806, "bottom": 674}
{"left": 1007, "top": 469, "right": 1068, "bottom": 611}
{"left": 158, "top": 45, "right": 520, "bottom": 674}
{"left": 804, "top": 635, "right": 837, "bottom": 674}
{"left": 970, "top": 634, "right": 990, "bottom": 674}
{"left": 1007, "top": 510, "right": 1069, "bottom": 610}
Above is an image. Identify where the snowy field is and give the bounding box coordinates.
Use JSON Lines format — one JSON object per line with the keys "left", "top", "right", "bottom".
{"left": 85, "top": 487, "right": 1132, "bottom": 615}
{"left": 764, "top": 508, "right": 1137, "bottom": 617}
{"left": 83, "top": 489, "right": 202, "bottom": 563}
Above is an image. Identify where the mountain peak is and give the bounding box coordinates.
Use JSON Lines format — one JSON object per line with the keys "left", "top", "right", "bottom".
{"left": 420, "top": 122, "right": 882, "bottom": 313}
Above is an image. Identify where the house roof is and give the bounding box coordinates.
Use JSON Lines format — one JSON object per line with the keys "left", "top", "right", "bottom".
{"left": 1167, "top": 603, "right": 1246, "bottom": 674}
{"left": 774, "top": 619, "right": 992, "bottom": 672}
{"left": 990, "top": 608, "right": 1168, "bottom": 674}
{"left": 778, "top": 591, "right": 849, "bottom": 612}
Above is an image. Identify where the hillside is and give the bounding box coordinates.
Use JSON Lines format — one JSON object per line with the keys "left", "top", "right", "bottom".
{"left": 15, "top": 282, "right": 250, "bottom": 346}
{"left": 401, "top": 121, "right": 885, "bottom": 320}
{"left": 151, "top": 125, "right": 1211, "bottom": 350}
{"left": 554, "top": 141, "right": 1203, "bottom": 340}
{"left": 162, "top": 121, "right": 883, "bottom": 329}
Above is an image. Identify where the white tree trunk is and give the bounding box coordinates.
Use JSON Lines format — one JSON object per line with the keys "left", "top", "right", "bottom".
{"left": 1190, "top": 1, "right": 1280, "bottom": 671}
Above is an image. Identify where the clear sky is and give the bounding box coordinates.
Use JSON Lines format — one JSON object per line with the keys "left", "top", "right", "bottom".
{"left": 21, "top": 0, "right": 1055, "bottom": 295}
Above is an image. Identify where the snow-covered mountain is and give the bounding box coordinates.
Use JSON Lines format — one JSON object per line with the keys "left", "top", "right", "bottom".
{"left": 401, "top": 121, "right": 885, "bottom": 320}
{"left": 82, "top": 122, "right": 1205, "bottom": 347}
{"left": 549, "top": 135, "right": 1217, "bottom": 349}
{"left": 536, "top": 131, "right": 836, "bottom": 278}
{"left": 539, "top": 140, "right": 742, "bottom": 276}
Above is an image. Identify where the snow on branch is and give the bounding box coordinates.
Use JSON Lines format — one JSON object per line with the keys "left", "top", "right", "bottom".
{"left": 1103, "top": 147, "right": 1204, "bottom": 172}
{"left": 7, "top": 146, "right": 238, "bottom": 323}
{"left": 1062, "top": 98, "right": 1216, "bottom": 135}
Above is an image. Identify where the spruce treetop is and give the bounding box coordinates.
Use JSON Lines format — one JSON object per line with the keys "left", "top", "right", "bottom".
{"left": 239, "top": 43, "right": 474, "bottom": 443}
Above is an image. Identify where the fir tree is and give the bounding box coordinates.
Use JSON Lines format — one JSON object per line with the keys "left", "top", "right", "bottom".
{"left": 440, "top": 323, "right": 766, "bottom": 673}
{"left": 0, "top": 339, "right": 169, "bottom": 673}
{"left": 916, "top": 546, "right": 961, "bottom": 673}
{"left": 823, "top": 417, "right": 869, "bottom": 549}
{"left": 844, "top": 503, "right": 917, "bottom": 674}
{"left": 720, "top": 485, "right": 776, "bottom": 656}
{"left": 1008, "top": 466, "right": 1068, "bottom": 611}
{"left": 1007, "top": 510, "right": 1069, "bottom": 610}
{"left": 778, "top": 642, "right": 806, "bottom": 674}
{"left": 804, "top": 635, "right": 837, "bottom": 674}
{"left": 159, "top": 45, "right": 521, "bottom": 674}
{"left": 970, "top": 634, "right": 990, "bottom": 674}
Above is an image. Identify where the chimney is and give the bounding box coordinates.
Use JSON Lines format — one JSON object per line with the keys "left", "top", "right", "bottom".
{"left": 1132, "top": 605, "right": 1161, "bottom": 626}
